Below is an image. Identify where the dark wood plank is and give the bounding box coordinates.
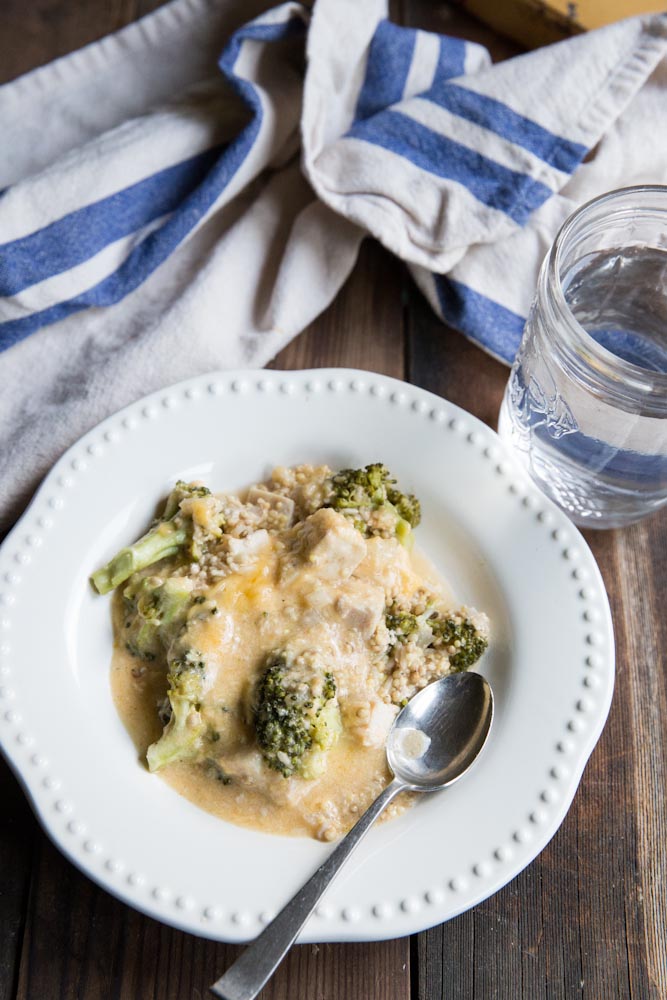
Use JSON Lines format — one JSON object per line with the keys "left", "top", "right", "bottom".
{"left": 17, "top": 838, "right": 410, "bottom": 1000}
{"left": 402, "top": 0, "right": 521, "bottom": 60}
{"left": 0, "top": 0, "right": 139, "bottom": 81}
{"left": 405, "top": 259, "right": 666, "bottom": 1000}
{"left": 605, "top": 518, "right": 667, "bottom": 998}
{"left": 270, "top": 238, "right": 405, "bottom": 379}
{"left": 0, "top": 5, "right": 168, "bottom": 999}
{"left": 404, "top": 294, "right": 506, "bottom": 427}
{"left": 572, "top": 529, "right": 638, "bottom": 1000}
{"left": 0, "top": 763, "right": 35, "bottom": 1000}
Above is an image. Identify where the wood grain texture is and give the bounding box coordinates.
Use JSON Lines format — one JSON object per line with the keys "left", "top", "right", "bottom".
{"left": 0, "top": 763, "right": 35, "bottom": 1000}
{"left": 613, "top": 519, "right": 667, "bottom": 998}
{"left": 405, "top": 274, "right": 667, "bottom": 1000}
{"left": 271, "top": 240, "right": 405, "bottom": 378}
{"left": 0, "top": 0, "right": 140, "bottom": 81}
{"left": 16, "top": 839, "right": 410, "bottom": 1000}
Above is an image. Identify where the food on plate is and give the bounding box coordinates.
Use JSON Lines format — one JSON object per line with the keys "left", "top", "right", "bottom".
{"left": 93, "top": 463, "right": 489, "bottom": 840}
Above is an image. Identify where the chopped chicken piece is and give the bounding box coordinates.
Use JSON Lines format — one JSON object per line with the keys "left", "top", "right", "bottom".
{"left": 297, "top": 508, "right": 366, "bottom": 582}
{"left": 303, "top": 587, "right": 331, "bottom": 610}
{"left": 363, "top": 699, "right": 399, "bottom": 748}
{"left": 353, "top": 535, "right": 411, "bottom": 601}
{"left": 225, "top": 529, "right": 270, "bottom": 572}
{"left": 335, "top": 580, "right": 385, "bottom": 639}
{"left": 347, "top": 697, "right": 398, "bottom": 748}
{"left": 246, "top": 487, "right": 295, "bottom": 529}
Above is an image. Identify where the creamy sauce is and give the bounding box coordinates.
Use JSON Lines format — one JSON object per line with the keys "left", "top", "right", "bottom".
{"left": 113, "top": 639, "right": 397, "bottom": 837}
{"left": 111, "top": 680, "right": 411, "bottom": 839}
{"left": 110, "top": 510, "right": 466, "bottom": 840}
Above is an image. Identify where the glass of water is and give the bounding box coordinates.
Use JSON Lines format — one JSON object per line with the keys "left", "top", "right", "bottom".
{"left": 498, "top": 185, "right": 667, "bottom": 529}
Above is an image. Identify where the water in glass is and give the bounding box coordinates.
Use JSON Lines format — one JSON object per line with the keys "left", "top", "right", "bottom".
{"left": 499, "top": 187, "right": 667, "bottom": 529}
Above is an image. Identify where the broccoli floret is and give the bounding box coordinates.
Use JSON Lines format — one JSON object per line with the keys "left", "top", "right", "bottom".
{"left": 325, "top": 464, "right": 420, "bottom": 544}
{"left": 146, "top": 647, "right": 208, "bottom": 771}
{"left": 253, "top": 650, "right": 341, "bottom": 778}
{"left": 161, "top": 480, "right": 211, "bottom": 519}
{"left": 384, "top": 608, "right": 420, "bottom": 643}
{"left": 429, "top": 615, "right": 489, "bottom": 671}
{"left": 122, "top": 575, "right": 193, "bottom": 660}
{"left": 90, "top": 481, "right": 210, "bottom": 595}
{"left": 384, "top": 603, "right": 488, "bottom": 670}
{"left": 387, "top": 488, "right": 421, "bottom": 529}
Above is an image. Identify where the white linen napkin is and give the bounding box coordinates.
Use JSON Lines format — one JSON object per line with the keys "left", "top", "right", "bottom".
{"left": 1, "top": 0, "right": 666, "bottom": 530}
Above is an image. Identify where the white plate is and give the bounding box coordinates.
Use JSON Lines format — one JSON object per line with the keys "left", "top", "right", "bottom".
{"left": 0, "top": 369, "right": 614, "bottom": 943}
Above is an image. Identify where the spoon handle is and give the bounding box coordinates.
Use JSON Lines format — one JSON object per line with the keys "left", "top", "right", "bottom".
{"left": 209, "top": 777, "right": 405, "bottom": 1000}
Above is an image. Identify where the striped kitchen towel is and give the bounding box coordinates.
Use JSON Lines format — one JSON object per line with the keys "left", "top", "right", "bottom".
{"left": 1, "top": 0, "right": 666, "bottom": 528}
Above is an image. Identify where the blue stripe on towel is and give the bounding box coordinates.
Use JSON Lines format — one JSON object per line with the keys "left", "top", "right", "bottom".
{"left": 346, "top": 109, "right": 553, "bottom": 223}
{"left": 434, "top": 36, "right": 467, "bottom": 81}
{"left": 433, "top": 274, "right": 525, "bottom": 363}
{"left": 355, "top": 20, "right": 417, "bottom": 121}
{"left": 0, "top": 146, "right": 223, "bottom": 297}
{"left": 424, "top": 82, "right": 588, "bottom": 173}
{"left": 0, "top": 14, "right": 305, "bottom": 351}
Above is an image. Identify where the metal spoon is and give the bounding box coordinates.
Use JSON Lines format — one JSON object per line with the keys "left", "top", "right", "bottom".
{"left": 210, "top": 672, "right": 494, "bottom": 1000}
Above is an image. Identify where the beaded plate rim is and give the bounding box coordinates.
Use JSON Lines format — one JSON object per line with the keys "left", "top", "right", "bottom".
{"left": 0, "top": 368, "right": 615, "bottom": 942}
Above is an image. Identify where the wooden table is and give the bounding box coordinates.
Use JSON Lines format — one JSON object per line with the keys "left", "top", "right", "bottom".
{"left": 1, "top": 3, "right": 666, "bottom": 998}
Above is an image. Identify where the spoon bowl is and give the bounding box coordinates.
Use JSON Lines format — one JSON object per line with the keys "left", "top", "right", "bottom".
{"left": 388, "top": 672, "right": 494, "bottom": 789}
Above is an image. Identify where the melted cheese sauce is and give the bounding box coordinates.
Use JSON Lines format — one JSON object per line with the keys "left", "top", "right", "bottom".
{"left": 111, "top": 538, "right": 454, "bottom": 840}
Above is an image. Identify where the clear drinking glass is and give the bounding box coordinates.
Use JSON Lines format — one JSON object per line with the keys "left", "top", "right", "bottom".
{"left": 498, "top": 185, "right": 667, "bottom": 529}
